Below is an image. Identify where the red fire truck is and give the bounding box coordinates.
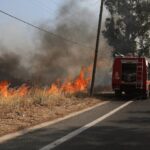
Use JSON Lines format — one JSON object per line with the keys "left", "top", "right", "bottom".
{"left": 112, "top": 56, "right": 150, "bottom": 98}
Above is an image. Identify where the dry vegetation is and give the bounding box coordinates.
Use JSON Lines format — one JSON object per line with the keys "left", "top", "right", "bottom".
{"left": 0, "top": 89, "right": 101, "bottom": 136}
{"left": 0, "top": 66, "right": 103, "bottom": 136}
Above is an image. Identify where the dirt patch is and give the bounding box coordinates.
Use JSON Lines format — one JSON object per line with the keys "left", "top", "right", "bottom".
{"left": 0, "top": 93, "right": 103, "bottom": 136}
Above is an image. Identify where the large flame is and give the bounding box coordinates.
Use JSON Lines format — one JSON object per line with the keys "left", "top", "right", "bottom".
{"left": 48, "top": 66, "right": 92, "bottom": 94}
{"left": 0, "top": 66, "right": 91, "bottom": 97}
{"left": 0, "top": 81, "right": 29, "bottom": 97}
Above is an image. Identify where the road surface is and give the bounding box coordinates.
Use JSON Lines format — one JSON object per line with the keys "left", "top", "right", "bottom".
{"left": 0, "top": 94, "right": 150, "bottom": 150}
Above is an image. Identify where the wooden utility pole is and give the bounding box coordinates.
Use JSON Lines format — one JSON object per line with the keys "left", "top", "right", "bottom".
{"left": 90, "top": 0, "right": 104, "bottom": 96}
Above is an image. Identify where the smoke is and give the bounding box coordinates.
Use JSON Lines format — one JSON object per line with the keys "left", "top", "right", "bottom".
{"left": 0, "top": 22, "right": 35, "bottom": 85}
{"left": 0, "top": 0, "right": 112, "bottom": 88}
{"left": 32, "top": 1, "right": 112, "bottom": 87}
{"left": 0, "top": 50, "right": 29, "bottom": 86}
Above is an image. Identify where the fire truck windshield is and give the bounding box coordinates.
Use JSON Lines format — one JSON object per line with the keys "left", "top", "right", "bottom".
{"left": 122, "top": 63, "right": 137, "bottom": 82}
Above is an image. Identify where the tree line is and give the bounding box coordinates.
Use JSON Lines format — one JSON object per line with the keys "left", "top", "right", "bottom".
{"left": 103, "top": 0, "right": 150, "bottom": 57}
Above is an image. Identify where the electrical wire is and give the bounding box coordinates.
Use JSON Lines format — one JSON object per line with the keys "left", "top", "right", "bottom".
{"left": 0, "top": 9, "right": 93, "bottom": 50}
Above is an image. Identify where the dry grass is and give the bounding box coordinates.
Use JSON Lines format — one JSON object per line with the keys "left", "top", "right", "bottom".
{"left": 0, "top": 88, "right": 101, "bottom": 136}
{"left": 0, "top": 88, "right": 72, "bottom": 108}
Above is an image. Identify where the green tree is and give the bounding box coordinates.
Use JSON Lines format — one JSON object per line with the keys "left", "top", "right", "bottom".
{"left": 103, "top": 0, "right": 150, "bottom": 57}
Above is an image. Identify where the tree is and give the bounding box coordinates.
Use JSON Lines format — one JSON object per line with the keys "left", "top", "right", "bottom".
{"left": 103, "top": 0, "right": 150, "bottom": 57}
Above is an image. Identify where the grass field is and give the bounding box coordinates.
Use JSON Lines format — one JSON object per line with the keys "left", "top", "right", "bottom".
{"left": 0, "top": 66, "right": 102, "bottom": 136}
{"left": 0, "top": 89, "right": 100, "bottom": 136}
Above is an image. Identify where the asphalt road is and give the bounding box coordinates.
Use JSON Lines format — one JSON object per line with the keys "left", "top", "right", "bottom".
{"left": 0, "top": 94, "right": 150, "bottom": 150}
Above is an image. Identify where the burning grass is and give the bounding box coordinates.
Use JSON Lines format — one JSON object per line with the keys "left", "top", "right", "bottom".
{"left": 0, "top": 66, "right": 102, "bottom": 136}
{"left": 0, "top": 66, "right": 91, "bottom": 106}
{"left": 0, "top": 89, "right": 100, "bottom": 136}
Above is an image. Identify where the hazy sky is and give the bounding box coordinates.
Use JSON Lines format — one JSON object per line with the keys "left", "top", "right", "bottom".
{"left": 0, "top": 0, "right": 108, "bottom": 54}
{"left": 0, "top": 0, "right": 63, "bottom": 23}
{"left": 0, "top": 0, "right": 111, "bottom": 84}
{"left": 0, "top": 0, "right": 102, "bottom": 25}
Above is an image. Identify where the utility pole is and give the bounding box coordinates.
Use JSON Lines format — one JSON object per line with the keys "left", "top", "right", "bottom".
{"left": 90, "top": 0, "right": 104, "bottom": 96}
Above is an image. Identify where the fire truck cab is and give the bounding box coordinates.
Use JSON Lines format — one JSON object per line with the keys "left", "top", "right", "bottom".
{"left": 112, "top": 56, "right": 150, "bottom": 98}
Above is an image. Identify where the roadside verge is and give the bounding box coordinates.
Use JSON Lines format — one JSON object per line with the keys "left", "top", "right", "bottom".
{"left": 0, "top": 100, "right": 109, "bottom": 143}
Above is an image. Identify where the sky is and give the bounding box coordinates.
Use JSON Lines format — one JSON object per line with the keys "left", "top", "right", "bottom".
{"left": 0, "top": 0, "right": 103, "bottom": 26}
{"left": 0, "top": 0, "right": 64, "bottom": 23}
{"left": 0, "top": 0, "right": 64, "bottom": 54}
{"left": 0, "top": 0, "right": 108, "bottom": 55}
{"left": 0, "top": 0, "right": 111, "bottom": 84}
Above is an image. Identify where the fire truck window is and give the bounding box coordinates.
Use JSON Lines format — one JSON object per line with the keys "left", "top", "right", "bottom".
{"left": 122, "top": 63, "right": 136, "bottom": 82}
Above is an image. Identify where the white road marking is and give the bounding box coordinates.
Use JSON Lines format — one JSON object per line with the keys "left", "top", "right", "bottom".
{"left": 40, "top": 101, "right": 133, "bottom": 150}
{"left": 0, "top": 101, "right": 109, "bottom": 143}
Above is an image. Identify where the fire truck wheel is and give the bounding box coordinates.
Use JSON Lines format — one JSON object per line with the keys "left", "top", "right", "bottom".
{"left": 115, "top": 90, "right": 122, "bottom": 97}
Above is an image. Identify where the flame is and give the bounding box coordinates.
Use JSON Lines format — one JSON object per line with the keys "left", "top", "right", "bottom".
{"left": 0, "top": 66, "right": 92, "bottom": 98}
{"left": 48, "top": 66, "right": 92, "bottom": 94}
{"left": 0, "top": 81, "right": 9, "bottom": 97}
{"left": 0, "top": 81, "right": 29, "bottom": 97}
{"left": 48, "top": 83, "right": 59, "bottom": 94}
{"left": 16, "top": 84, "right": 29, "bottom": 96}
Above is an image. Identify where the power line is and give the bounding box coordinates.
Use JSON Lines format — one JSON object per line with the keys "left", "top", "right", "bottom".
{"left": 0, "top": 9, "right": 93, "bottom": 50}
